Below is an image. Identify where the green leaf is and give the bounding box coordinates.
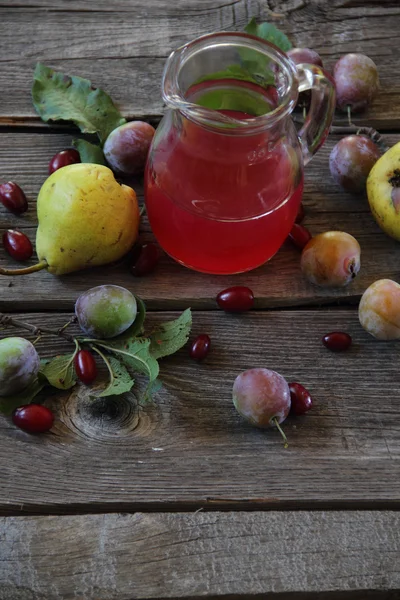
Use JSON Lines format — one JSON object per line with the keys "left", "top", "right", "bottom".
{"left": 244, "top": 18, "right": 292, "bottom": 53}
{"left": 149, "top": 308, "right": 192, "bottom": 360}
{"left": 40, "top": 353, "right": 77, "bottom": 390}
{"left": 73, "top": 139, "right": 106, "bottom": 165}
{"left": 32, "top": 63, "right": 126, "bottom": 144}
{"left": 142, "top": 377, "right": 163, "bottom": 404}
{"left": 195, "top": 87, "right": 275, "bottom": 115}
{"left": 194, "top": 64, "right": 269, "bottom": 87}
{"left": 0, "top": 377, "right": 47, "bottom": 415}
{"left": 96, "top": 355, "right": 134, "bottom": 398}
{"left": 94, "top": 337, "right": 159, "bottom": 382}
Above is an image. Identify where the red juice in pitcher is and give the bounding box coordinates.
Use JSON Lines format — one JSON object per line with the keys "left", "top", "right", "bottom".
{"left": 145, "top": 80, "right": 303, "bottom": 274}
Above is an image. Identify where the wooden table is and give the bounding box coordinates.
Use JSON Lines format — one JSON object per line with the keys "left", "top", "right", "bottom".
{"left": 1, "top": 1, "right": 400, "bottom": 598}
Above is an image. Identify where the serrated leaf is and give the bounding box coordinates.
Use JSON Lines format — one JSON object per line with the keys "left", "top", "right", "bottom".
{"left": 73, "top": 139, "right": 106, "bottom": 165}
{"left": 94, "top": 337, "right": 159, "bottom": 382}
{"left": 32, "top": 63, "right": 126, "bottom": 144}
{"left": 96, "top": 356, "right": 134, "bottom": 398}
{"left": 0, "top": 377, "right": 47, "bottom": 415}
{"left": 149, "top": 308, "right": 192, "bottom": 360}
{"left": 40, "top": 353, "right": 77, "bottom": 390}
{"left": 244, "top": 18, "right": 292, "bottom": 53}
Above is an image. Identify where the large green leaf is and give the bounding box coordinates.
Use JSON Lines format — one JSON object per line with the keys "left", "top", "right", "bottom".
{"left": 32, "top": 63, "right": 126, "bottom": 144}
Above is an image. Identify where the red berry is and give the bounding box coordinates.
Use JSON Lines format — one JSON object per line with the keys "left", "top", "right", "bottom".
{"left": 189, "top": 334, "right": 211, "bottom": 361}
{"left": 322, "top": 331, "right": 352, "bottom": 352}
{"left": 216, "top": 286, "right": 254, "bottom": 312}
{"left": 289, "top": 382, "right": 314, "bottom": 415}
{"left": 0, "top": 182, "right": 28, "bottom": 214}
{"left": 131, "top": 242, "right": 160, "bottom": 276}
{"left": 3, "top": 229, "right": 33, "bottom": 261}
{"left": 49, "top": 149, "right": 81, "bottom": 174}
{"left": 12, "top": 404, "right": 54, "bottom": 433}
{"left": 288, "top": 223, "right": 312, "bottom": 250}
{"left": 74, "top": 350, "right": 97, "bottom": 385}
{"left": 295, "top": 203, "right": 305, "bottom": 224}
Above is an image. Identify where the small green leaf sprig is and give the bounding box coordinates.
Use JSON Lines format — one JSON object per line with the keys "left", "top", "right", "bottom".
{"left": 0, "top": 299, "right": 192, "bottom": 415}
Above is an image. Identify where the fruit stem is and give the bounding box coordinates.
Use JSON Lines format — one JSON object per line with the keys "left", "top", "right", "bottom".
{"left": 0, "top": 314, "right": 76, "bottom": 342}
{"left": 0, "top": 260, "right": 48, "bottom": 276}
{"left": 272, "top": 417, "right": 288, "bottom": 449}
{"left": 347, "top": 105, "right": 354, "bottom": 127}
{"left": 356, "top": 127, "right": 390, "bottom": 153}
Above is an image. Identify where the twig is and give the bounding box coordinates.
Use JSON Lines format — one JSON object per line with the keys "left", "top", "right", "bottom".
{"left": 0, "top": 314, "right": 76, "bottom": 342}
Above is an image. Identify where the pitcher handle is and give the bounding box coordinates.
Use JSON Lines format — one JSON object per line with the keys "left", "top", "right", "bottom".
{"left": 295, "top": 64, "right": 336, "bottom": 166}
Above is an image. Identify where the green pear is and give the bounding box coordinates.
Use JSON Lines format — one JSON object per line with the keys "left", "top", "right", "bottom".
{"left": 0, "top": 164, "right": 139, "bottom": 276}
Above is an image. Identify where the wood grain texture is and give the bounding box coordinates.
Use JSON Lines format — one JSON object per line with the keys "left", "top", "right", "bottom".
{"left": 0, "top": 0, "right": 399, "bottom": 127}
{"left": 0, "top": 131, "right": 399, "bottom": 310}
{"left": 1, "top": 310, "right": 400, "bottom": 513}
{"left": 1, "top": 511, "right": 400, "bottom": 599}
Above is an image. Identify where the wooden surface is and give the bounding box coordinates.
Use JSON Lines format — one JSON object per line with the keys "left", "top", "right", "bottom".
{"left": 1, "top": 0, "right": 400, "bottom": 597}
{"left": 1, "top": 310, "right": 400, "bottom": 513}
{"left": 1, "top": 511, "right": 400, "bottom": 599}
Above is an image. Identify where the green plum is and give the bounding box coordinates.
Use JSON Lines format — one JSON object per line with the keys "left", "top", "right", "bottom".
{"left": 0, "top": 337, "right": 40, "bottom": 397}
{"left": 75, "top": 285, "right": 137, "bottom": 339}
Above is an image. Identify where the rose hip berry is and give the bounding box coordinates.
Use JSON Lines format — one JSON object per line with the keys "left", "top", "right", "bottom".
{"left": 0, "top": 182, "right": 28, "bottom": 214}
{"left": 3, "top": 230, "right": 33, "bottom": 261}
{"left": 12, "top": 404, "right": 54, "bottom": 434}
{"left": 189, "top": 334, "right": 211, "bottom": 361}
{"left": 74, "top": 350, "right": 97, "bottom": 385}
{"left": 288, "top": 223, "right": 312, "bottom": 250}
{"left": 289, "top": 382, "right": 314, "bottom": 415}
{"left": 131, "top": 242, "right": 160, "bottom": 276}
{"left": 322, "top": 331, "right": 352, "bottom": 352}
{"left": 216, "top": 286, "right": 254, "bottom": 312}
{"left": 49, "top": 149, "right": 81, "bottom": 174}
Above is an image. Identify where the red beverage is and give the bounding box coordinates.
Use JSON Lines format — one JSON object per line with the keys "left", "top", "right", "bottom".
{"left": 145, "top": 84, "right": 303, "bottom": 274}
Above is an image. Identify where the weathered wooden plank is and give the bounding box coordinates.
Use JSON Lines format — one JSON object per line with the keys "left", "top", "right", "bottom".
{"left": 1, "top": 310, "right": 400, "bottom": 512}
{"left": 0, "top": 0, "right": 399, "bottom": 127}
{"left": 1, "top": 511, "right": 400, "bottom": 599}
{"left": 0, "top": 132, "right": 399, "bottom": 311}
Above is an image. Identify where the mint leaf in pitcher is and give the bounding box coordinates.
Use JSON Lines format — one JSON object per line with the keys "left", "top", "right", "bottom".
{"left": 239, "top": 19, "right": 292, "bottom": 88}
{"left": 32, "top": 63, "right": 126, "bottom": 144}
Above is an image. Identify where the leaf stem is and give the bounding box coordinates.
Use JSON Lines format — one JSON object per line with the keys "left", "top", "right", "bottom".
{"left": 90, "top": 344, "right": 115, "bottom": 391}
{"left": 272, "top": 417, "right": 288, "bottom": 449}
{"left": 347, "top": 104, "right": 354, "bottom": 127}
{"left": 0, "top": 314, "right": 76, "bottom": 342}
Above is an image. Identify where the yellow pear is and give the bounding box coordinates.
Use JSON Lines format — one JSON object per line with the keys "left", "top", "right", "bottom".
{"left": 0, "top": 163, "right": 139, "bottom": 276}
{"left": 367, "top": 142, "right": 400, "bottom": 241}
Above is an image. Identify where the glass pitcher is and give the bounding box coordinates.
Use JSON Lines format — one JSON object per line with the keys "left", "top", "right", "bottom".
{"left": 144, "top": 32, "right": 335, "bottom": 275}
